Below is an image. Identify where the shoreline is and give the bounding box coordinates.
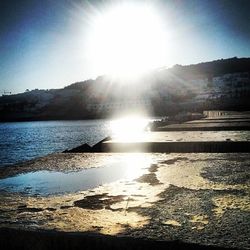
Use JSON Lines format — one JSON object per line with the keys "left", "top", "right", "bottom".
{"left": 0, "top": 111, "right": 249, "bottom": 250}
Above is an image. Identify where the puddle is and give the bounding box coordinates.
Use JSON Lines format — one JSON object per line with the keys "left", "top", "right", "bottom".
{"left": 0, "top": 160, "right": 150, "bottom": 196}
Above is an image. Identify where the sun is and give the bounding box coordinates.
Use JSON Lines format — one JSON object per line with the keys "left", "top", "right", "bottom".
{"left": 86, "top": 2, "right": 168, "bottom": 79}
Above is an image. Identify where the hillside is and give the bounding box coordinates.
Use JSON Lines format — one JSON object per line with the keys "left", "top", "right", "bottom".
{"left": 0, "top": 57, "right": 250, "bottom": 121}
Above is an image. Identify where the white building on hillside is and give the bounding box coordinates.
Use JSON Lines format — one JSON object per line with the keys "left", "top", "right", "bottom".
{"left": 87, "top": 99, "right": 152, "bottom": 113}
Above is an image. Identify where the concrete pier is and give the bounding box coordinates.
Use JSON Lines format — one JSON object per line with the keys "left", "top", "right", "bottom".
{"left": 99, "top": 111, "right": 250, "bottom": 153}
{"left": 156, "top": 111, "right": 250, "bottom": 131}
{"left": 102, "top": 140, "right": 250, "bottom": 153}
{"left": 62, "top": 111, "right": 250, "bottom": 153}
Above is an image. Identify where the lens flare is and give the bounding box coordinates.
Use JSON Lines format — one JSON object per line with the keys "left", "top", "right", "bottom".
{"left": 110, "top": 116, "right": 149, "bottom": 142}
{"left": 86, "top": 2, "right": 168, "bottom": 79}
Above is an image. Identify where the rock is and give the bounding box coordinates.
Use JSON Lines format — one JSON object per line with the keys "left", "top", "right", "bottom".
{"left": 162, "top": 220, "right": 182, "bottom": 227}
{"left": 63, "top": 143, "right": 92, "bottom": 153}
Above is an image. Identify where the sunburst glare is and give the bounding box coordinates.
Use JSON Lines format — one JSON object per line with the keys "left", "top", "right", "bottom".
{"left": 86, "top": 2, "right": 168, "bottom": 79}
{"left": 110, "top": 116, "right": 150, "bottom": 142}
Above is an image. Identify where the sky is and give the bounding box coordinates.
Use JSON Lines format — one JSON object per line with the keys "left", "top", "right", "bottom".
{"left": 0, "top": 0, "right": 250, "bottom": 94}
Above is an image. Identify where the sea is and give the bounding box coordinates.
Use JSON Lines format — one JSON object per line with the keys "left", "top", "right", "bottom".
{"left": 0, "top": 120, "right": 113, "bottom": 167}
{"left": 0, "top": 118, "right": 155, "bottom": 167}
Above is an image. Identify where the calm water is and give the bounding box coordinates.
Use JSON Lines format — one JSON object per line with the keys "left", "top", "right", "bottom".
{"left": 0, "top": 120, "right": 112, "bottom": 167}
{"left": 0, "top": 158, "right": 149, "bottom": 195}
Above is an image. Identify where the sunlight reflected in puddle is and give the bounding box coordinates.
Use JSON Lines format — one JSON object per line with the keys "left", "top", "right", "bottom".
{"left": 0, "top": 154, "right": 152, "bottom": 196}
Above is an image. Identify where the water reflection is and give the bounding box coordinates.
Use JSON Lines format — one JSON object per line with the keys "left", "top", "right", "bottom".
{"left": 122, "top": 153, "right": 151, "bottom": 180}
{"left": 110, "top": 116, "right": 150, "bottom": 142}
{"left": 0, "top": 154, "right": 152, "bottom": 196}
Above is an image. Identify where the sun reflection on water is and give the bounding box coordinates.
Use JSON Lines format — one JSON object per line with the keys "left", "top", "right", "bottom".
{"left": 122, "top": 153, "right": 152, "bottom": 180}
{"left": 110, "top": 116, "right": 150, "bottom": 142}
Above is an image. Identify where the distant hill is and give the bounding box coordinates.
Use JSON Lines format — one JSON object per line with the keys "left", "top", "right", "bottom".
{"left": 0, "top": 57, "right": 250, "bottom": 121}
{"left": 168, "top": 57, "right": 250, "bottom": 79}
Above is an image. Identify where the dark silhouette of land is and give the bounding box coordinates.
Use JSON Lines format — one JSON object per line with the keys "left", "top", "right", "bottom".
{"left": 0, "top": 57, "right": 250, "bottom": 121}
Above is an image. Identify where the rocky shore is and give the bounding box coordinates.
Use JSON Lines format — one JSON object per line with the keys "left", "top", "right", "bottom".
{"left": 0, "top": 111, "right": 249, "bottom": 250}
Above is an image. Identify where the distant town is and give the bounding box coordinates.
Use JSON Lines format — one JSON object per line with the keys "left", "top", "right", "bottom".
{"left": 1, "top": 57, "right": 250, "bottom": 121}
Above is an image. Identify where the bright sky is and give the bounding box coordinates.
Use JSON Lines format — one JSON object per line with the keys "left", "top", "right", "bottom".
{"left": 0, "top": 0, "right": 250, "bottom": 94}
